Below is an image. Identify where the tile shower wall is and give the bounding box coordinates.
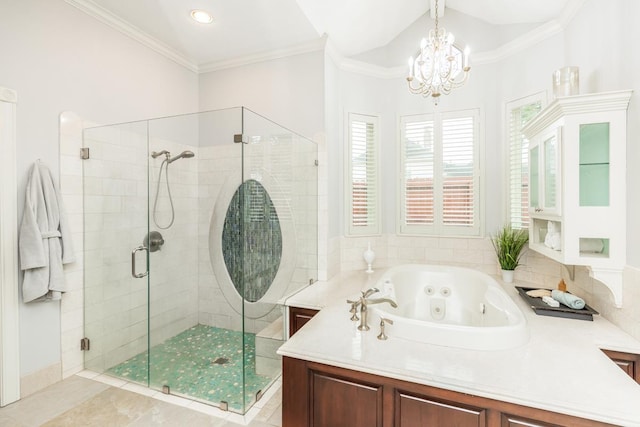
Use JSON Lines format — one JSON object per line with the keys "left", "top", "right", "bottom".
{"left": 60, "top": 111, "right": 318, "bottom": 379}
{"left": 197, "top": 133, "right": 317, "bottom": 335}
{"left": 197, "top": 143, "right": 242, "bottom": 331}
{"left": 147, "top": 138, "right": 199, "bottom": 345}
{"left": 80, "top": 125, "right": 199, "bottom": 372}
{"left": 81, "top": 123, "right": 149, "bottom": 372}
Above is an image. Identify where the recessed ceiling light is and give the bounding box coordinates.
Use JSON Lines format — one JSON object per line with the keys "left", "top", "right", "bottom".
{"left": 190, "top": 9, "right": 213, "bottom": 24}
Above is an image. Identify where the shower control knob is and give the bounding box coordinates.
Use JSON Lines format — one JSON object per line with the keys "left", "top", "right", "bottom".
{"left": 144, "top": 231, "right": 165, "bottom": 252}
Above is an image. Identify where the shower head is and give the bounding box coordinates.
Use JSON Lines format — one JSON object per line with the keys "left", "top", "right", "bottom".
{"left": 167, "top": 150, "right": 195, "bottom": 164}
{"left": 151, "top": 150, "right": 170, "bottom": 159}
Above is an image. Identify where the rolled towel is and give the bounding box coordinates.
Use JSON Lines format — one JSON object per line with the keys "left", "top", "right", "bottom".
{"left": 551, "top": 290, "right": 585, "bottom": 310}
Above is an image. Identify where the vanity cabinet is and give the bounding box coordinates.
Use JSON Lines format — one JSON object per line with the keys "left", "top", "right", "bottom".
{"left": 522, "top": 90, "right": 632, "bottom": 307}
{"left": 602, "top": 349, "right": 640, "bottom": 384}
{"left": 288, "top": 306, "right": 319, "bottom": 337}
{"left": 283, "top": 357, "right": 615, "bottom": 427}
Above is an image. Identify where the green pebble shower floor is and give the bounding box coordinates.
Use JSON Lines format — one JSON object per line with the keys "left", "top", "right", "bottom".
{"left": 106, "top": 324, "right": 273, "bottom": 412}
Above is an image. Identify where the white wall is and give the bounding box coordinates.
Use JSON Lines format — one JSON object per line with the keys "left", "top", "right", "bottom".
{"left": 0, "top": 0, "right": 198, "bottom": 382}
{"left": 198, "top": 51, "right": 325, "bottom": 142}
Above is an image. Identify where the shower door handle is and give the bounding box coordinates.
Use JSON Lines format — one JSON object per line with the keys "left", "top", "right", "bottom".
{"left": 131, "top": 245, "right": 149, "bottom": 278}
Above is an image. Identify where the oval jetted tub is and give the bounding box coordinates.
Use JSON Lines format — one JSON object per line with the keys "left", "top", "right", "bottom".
{"left": 370, "top": 265, "right": 529, "bottom": 351}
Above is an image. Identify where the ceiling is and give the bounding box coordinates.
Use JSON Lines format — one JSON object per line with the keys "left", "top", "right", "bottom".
{"left": 67, "top": 0, "right": 579, "bottom": 71}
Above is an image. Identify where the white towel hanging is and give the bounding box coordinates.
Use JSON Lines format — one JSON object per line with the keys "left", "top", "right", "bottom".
{"left": 19, "top": 161, "right": 75, "bottom": 302}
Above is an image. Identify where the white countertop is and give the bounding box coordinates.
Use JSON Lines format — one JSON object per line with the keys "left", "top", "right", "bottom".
{"left": 278, "top": 269, "right": 640, "bottom": 426}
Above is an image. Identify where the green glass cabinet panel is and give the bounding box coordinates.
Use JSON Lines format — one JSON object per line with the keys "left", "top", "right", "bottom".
{"left": 579, "top": 122, "right": 610, "bottom": 206}
{"left": 530, "top": 145, "right": 539, "bottom": 208}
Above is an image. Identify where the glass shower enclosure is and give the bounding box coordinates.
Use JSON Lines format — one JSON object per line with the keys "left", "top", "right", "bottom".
{"left": 81, "top": 107, "right": 317, "bottom": 414}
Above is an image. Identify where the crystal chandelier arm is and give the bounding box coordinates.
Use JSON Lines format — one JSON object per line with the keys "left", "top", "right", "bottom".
{"left": 405, "top": 0, "right": 470, "bottom": 103}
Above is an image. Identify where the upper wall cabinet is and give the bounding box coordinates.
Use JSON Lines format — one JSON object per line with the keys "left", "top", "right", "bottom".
{"left": 522, "top": 90, "right": 632, "bottom": 307}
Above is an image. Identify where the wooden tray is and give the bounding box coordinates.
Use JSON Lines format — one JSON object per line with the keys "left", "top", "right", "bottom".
{"left": 516, "top": 286, "right": 599, "bottom": 321}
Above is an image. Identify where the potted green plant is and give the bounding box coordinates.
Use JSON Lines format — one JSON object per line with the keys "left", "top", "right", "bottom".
{"left": 491, "top": 224, "right": 529, "bottom": 283}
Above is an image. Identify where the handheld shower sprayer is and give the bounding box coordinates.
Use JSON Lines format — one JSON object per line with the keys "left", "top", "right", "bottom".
{"left": 150, "top": 149, "right": 196, "bottom": 229}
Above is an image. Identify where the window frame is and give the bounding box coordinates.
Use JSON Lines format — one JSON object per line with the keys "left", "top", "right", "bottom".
{"left": 397, "top": 108, "right": 482, "bottom": 237}
{"left": 505, "top": 92, "right": 546, "bottom": 230}
{"left": 345, "top": 112, "right": 381, "bottom": 236}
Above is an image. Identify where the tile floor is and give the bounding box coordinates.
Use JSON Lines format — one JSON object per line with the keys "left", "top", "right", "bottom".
{"left": 106, "top": 325, "right": 272, "bottom": 412}
{"left": 0, "top": 374, "right": 282, "bottom": 426}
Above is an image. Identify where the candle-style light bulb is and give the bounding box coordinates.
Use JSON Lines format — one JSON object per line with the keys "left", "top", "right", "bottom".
{"left": 464, "top": 46, "right": 470, "bottom": 68}
{"left": 408, "top": 56, "right": 414, "bottom": 77}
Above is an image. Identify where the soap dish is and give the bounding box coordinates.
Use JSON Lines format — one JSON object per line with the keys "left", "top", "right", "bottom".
{"left": 516, "top": 287, "right": 599, "bottom": 321}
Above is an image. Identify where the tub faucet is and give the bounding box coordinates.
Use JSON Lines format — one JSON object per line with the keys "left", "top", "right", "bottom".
{"left": 350, "top": 288, "right": 397, "bottom": 331}
{"left": 347, "top": 287, "right": 379, "bottom": 322}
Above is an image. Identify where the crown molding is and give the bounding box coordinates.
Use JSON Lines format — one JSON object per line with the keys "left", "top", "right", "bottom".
{"left": 198, "top": 38, "right": 326, "bottom": 74}
{"left": 65, "top": 0, "right": 587, "bottom": 77}
{"left": 521, "top": 89, "right": 633, "bottom": 137}
{"left": 472, "top": 20, "right": 564, "bottom": 65}
{"left": 64, "top": 0, "right": 198, "bottom": 73}
{"left": 329, "top": 0, "right": 587, "bottom": 79}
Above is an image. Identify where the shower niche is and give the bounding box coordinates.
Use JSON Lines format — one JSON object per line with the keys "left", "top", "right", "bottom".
{"left": 81, "top": 107, "right": 317, "bottom": 414}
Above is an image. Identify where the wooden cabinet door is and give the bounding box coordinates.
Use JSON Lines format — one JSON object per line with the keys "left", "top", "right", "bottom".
{"left": 289, "top": 306, "right": 319, "bottom": 337}
{"left": 396, "top": 391, "right": 486, "bottom": 427}
{"left": 501, "top": 413, "right": 563, "bottom": 427}
{"left": 311, "top": 370, "right": 383, "bottom": 427}
{"left": 602, "top": 349, "right": 640, "bottom": 384}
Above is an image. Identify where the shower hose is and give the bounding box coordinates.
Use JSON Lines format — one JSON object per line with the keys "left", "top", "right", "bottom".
{"left": 152, "top": 158, "right": 175, "bottom": 229}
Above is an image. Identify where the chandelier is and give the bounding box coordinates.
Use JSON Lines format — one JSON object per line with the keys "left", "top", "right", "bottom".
{"left": 407, "top": 0, "right": 470, "bottom": 104}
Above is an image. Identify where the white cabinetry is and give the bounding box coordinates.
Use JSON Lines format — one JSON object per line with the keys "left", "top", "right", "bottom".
{"left": 522, "top": 90, "right": 632, "bottom": 307}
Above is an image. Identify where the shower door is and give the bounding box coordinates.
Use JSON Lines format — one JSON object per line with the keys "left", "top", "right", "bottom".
{"left": 83, "top": 120, "right": 152, "bottom": 382}
{"left": 82, "top": 109, "right": 252, "bottom": 411}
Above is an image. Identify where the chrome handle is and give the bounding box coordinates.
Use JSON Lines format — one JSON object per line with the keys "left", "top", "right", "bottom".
{"left": 131, "top": 245, "right": 149, "bottom": 278}
{"left": 347, "top": 300, "right": 360, "bottom": 321}
{"left": 377, "top": 318, "right": 394, "bottom": 341}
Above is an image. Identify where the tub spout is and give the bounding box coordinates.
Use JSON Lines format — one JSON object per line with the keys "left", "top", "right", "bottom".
{"left": 365, "top": 298, "right": 397, "bottom": 308}
{"left": 356, "top": 296, "right": 397, "bottom": 331}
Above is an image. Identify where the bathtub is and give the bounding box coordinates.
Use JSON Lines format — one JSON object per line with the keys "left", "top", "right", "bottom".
{"left": 369, "top": 265, "right": 529, "bottom": 351}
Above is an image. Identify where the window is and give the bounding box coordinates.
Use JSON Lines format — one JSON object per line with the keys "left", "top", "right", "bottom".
{"left": 506, "top": 94, "right": 544, "bottom": 229}
{"left": 346, "top": 113, "right": 380, "bottom": 236}
{"left": 399, "top": 109, "right": 480, "bottom": 236}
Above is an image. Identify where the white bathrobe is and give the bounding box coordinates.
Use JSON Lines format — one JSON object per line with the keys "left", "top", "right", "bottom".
{"left": 19, "top": 161, "right": 75, "bottom": 302}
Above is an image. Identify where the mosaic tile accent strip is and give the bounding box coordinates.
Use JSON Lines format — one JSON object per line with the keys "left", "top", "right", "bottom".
{"left": 106, "top": 325, "right": 273, "bottom": 412}
{"left": 222, "top": 179, "right": 282, "bottom": 302}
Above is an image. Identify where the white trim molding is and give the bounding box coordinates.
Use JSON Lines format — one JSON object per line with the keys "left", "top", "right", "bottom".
{"left": 0, "top": 86, "right": 20, "bottom": 406}
{"left": 199, "top": 38, "right": 326, "bottom": 74}
{"left": 64, "top": 0, "right": 198, "bottom": 72}
{"left": 65, "top": 0, "right": 587, "bottom": 77}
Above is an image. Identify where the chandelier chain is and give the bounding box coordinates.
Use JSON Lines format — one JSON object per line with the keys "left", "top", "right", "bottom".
{"left": 434, "top": 0, "right": 439, "bottom": 34}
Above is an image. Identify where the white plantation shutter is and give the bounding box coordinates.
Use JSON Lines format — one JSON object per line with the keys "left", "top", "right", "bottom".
{"left": 507, "top": 96, "right": 543, "bottom": 229}
{"left": 400, "top": 110, "right": 480, "bottom": 236}
{"left": 347, "top": 113, "right": 380, "bottom": 235}
{"left": 400, "top": 115, "right": 435, "bottom": 227}
{"left": 442, "top": 115, "right": 476, "bottom": 227}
